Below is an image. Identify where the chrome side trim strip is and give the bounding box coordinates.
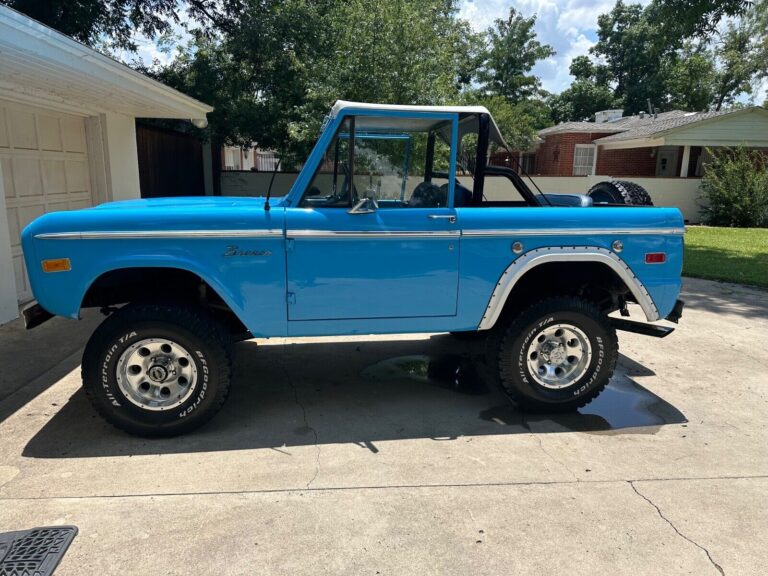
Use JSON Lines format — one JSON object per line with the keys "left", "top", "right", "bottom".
{"left": 35, "top": 230, "right": 284, "bottom": 240}
{"left": 37, "top": 227, "right": 684, "bottom": 240}
{"left": 288, "top": 230, "right": 461, "bottom": 239}
{"left": 462, "top": 227, "right": 686, "bottom": 237}
{"left": 477, "top": 246, "right": 660, "bottom": 331}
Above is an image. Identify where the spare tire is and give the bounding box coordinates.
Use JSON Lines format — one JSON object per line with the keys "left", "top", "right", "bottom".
{"left": 587, "top": 180, "right": 653, "bottom": 206}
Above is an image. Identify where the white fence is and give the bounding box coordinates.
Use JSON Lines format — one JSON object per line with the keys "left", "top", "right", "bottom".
{"left": 220, "top": 171, "right": 705, "bottom": 223}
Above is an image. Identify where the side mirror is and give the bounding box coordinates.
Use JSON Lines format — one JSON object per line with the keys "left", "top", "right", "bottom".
{"left": 348, "top": 197, "right": 378, "bottom": 215}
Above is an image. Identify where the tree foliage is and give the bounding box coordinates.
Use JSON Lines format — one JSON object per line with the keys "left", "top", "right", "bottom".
{"left": 588, "top": 0, "right": 763, "bottom": 115}
{"left": 0, "top": 0, "right": 241, "bottom": 50}
{"left": 155, "top": 0, "right": 489, "bottom": 160}
{"left": 646, "top": 0, "right": 752, "bottom": 38}
{"left": 592, "top": 1, "right": 676, "bottom": 114}
{"left": 477, "top": 8, "right": 555, "bottom": 103}
{"left": 547, "top": 57, "right": 618, "bottom": 123}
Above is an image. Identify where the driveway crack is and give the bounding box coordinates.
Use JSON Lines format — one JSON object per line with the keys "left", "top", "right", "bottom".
{"left": 629, "top": 481, "right": 724, "bottom": 576}
{"left": 534, "top": 435, "right": 578, "bottom": 481}
{"left": 282, "top": 354, "right": 321, "bottom": 490}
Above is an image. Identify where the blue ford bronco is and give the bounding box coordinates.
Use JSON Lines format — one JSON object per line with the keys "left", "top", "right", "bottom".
{"left": 21, "top": 101, "right": 685, "bottom": 436}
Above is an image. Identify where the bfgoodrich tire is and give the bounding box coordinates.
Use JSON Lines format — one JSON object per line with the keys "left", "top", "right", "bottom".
{"left": 494, "top": 297, "right": 618, "bottom": 413}
{"left": 587, "top": 180, "right": 653, "bottom": 206}
{"left": 82, "top": 304, "right": 232, "bottom": 437}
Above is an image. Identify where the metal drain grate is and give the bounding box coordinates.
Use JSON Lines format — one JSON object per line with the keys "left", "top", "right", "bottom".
{"left": 0, "top": 526, "right": 77, "bottom": 576}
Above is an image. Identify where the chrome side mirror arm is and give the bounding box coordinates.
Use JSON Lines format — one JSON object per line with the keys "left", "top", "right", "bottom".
{"left": 348, "top": 197, "right": 378, "bottom": 214}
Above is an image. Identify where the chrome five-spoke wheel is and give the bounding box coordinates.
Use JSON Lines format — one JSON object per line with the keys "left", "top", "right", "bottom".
{"left": 525, "top": 323, "right": 592, "bottom": 389}
{"left": 116, "top": 338, "right": 198, "bottom": 411}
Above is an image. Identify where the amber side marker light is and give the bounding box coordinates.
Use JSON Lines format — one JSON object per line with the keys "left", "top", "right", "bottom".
{"left": 41, "top": 258, "right": 71, "bottom": 273}
{"left": 645, "top": 252, "right": 666, "bottom": 264}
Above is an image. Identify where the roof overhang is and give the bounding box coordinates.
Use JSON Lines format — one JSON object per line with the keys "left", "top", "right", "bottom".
{"left": 0, "top": 6, "right": 212, "bottom": 121}
{"left": 596, "top": 107, "right": 768, "bottom": 149}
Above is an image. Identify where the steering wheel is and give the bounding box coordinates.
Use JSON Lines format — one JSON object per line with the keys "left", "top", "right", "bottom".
{"left": 410, "top": 182, "right": 446, "bottom": 207}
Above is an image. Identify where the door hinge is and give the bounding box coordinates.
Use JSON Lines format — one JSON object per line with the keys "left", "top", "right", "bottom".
{"left": 286, "top": 238, "right": 295, "bottom": 252}
{"left": 287, "top": 292, "right": 296, "bottom": 305}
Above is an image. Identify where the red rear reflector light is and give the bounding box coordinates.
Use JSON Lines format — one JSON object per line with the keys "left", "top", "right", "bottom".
{"left": 645, "top": 252, "right": 666, "bottom": 264}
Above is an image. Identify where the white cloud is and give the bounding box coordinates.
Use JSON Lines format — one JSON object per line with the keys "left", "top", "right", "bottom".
{"left": 459, "top": 0, "right": 652, "bottom": 94}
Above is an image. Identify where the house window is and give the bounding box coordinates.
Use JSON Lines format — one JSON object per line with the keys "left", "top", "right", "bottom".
{"left": 519, "top": 153, "right": 535, "bottom": 174}
{"left": 224, "top": 147, "right": 239, "bottom": 170}
{"left": 573, "top": 144, "right": 596, "bottom": 176}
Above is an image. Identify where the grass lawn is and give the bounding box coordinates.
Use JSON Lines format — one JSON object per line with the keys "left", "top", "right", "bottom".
{"left": 684, "top": 226, "right": 768, "bottom": 288}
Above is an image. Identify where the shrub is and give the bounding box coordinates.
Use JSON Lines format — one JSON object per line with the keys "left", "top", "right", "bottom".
{"left": 701, "top": 147, "right": 768, "bottom": 227}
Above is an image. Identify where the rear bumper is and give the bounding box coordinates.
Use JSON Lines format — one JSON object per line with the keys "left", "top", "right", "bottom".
{"left": 665, "top": 299, "right": 684, "bottom": 324}
{"left": 22, "top": 303, "right": 54, "bottom": 330}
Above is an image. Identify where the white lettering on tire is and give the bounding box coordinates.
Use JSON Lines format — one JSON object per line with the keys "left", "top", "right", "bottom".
{"left": 178, "top": 351, "right": 209, "bottom": 419}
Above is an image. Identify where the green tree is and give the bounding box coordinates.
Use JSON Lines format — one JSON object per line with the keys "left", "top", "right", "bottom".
{"left": 711, "top": 21, "right": 763, "bottom": 109}
{"left": 592, "top": 1, "right": 674, "bottom": 114}
{"left": 477, "top": 7, "right": 555, "bottom": 103}
{"left": 0, "top": 0, "right": 239, "bottom": 50}
{"left": 155, "top": 0, "right": 332, "bottom": 163}
{"left": 666, "top": 43, "right": 716, "bottom": 110}
{"left": 646, "top": 0, "right": 752, "bottom": 38}
{"left": 590, "top": 0, "right": 763, "bottom": 114}
{"left": 157, "top": 0, "right": 483, "bottom": 162}
{"left": 547, "top": 56, "right": 618, "bottom": 122}
{"left": 548, "top": 82, "right": 619, "bottom": 123}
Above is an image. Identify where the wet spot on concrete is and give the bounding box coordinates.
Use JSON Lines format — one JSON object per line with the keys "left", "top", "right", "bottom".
{"left": 479, "top": 376, "right": 687, "bottom": 434}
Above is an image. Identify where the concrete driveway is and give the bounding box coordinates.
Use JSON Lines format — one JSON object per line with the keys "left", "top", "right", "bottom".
{"left": 0, "top": 277, "right": 766, "bottom": 575}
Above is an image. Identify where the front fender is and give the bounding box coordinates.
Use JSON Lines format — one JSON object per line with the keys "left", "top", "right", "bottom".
{"left": 24, "top": 237, "right": 288, "bottom": 337}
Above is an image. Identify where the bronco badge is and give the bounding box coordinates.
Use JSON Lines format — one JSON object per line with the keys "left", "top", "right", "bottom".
{"left": 223, "top": 245, "right": 272, "bottom": 257}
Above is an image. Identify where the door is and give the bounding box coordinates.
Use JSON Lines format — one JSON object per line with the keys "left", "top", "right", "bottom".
{"left": 285, "top": 113, "right": 460, "bottom": 322}
{"left": 656, "top": 147, "right": 679, "bottom": 177}
{"left": 0, "top": 101, "right": 92, "bottom": 303}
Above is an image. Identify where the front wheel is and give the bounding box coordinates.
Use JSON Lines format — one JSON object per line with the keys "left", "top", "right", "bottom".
{"left": 493, "top": 297, "right": 618, "bottom": 412}
{"left": 82, "top": 303, "right": 232, "bottom": 437}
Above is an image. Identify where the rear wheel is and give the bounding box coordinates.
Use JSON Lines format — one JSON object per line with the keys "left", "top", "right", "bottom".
{"left": 82, "top": 303, "right": 232, "bottom": 437}
{"left": 493, "top": 297, "right": 618, "bottom": 412}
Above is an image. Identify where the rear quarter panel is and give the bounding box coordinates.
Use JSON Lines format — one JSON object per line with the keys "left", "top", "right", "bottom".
{"left": 454, "top": 206, "right": 684, "bottom": 330}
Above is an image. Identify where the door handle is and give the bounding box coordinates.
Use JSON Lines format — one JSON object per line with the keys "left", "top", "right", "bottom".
{"left": 428, "top": 214, "right": 456, "bottom": 224}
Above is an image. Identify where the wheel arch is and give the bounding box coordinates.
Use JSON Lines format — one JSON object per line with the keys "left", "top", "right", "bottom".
{"left": 477, "top": 247, "right": 660, "bottom": 330}
{"left": 80, "top": 264, "right": 249, "bottom": 335}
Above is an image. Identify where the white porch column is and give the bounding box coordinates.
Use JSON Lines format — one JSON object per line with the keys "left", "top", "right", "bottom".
{"left": 592, "top": 144, "right": 599, "bottom": 175}
{"left": 0, "top": 162, "right": 19, "bottom": 324}
{"left": 680, "top": 145, "right": 691, "bottom": 177}
{"left": 102, "top": 112, "right": 140, "bottom": 201}
{"left": 85, "top": 112, "right": 141, "bottom": 203}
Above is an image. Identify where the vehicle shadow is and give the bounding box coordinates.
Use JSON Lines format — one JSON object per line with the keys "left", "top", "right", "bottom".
{"left": 0, "top": 310, "right": 102, "bottom": 425}
{"left": 23, "top": 335, "right": 686, "bottom": 459}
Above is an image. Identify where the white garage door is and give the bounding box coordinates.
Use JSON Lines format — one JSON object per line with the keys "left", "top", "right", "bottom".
{"left": 0, "top": 101, "right": 93, "bottom": 303}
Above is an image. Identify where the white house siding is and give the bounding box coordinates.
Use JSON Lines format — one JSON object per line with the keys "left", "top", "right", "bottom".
{"left": 0, "top": 100, "right": 92, "bottom": 318}
{"left": 664, "top": 109, "right": 768, "bottom": 147}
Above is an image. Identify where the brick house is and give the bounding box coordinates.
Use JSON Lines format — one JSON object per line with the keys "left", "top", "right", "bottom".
{"left": 504, "top": 107, "right": 768, "bottom": 178}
